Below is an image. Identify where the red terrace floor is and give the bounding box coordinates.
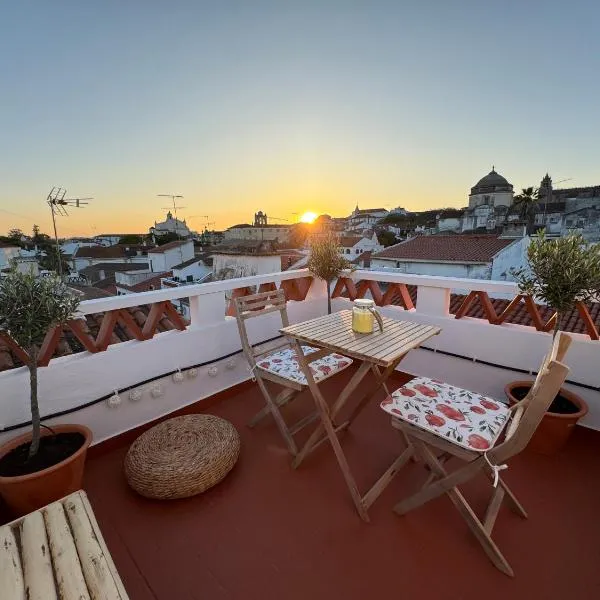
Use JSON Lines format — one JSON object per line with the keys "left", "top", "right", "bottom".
{"left": 81, "top": 368, "right": 600, "bottom": 600}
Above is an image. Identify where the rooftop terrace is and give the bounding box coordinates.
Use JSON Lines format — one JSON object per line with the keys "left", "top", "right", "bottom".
{"left": 0, "top": 268, "right": 599, "bottom": 598}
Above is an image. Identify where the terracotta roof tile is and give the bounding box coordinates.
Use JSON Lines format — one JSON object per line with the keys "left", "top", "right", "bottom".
{"left": 338, "top": 236, "right": 363, "bottom": 247}
{"left": 373, "top": 235, "right": 514, "bottom": 263}
{"left": 147, "top": 241, "right": 189, "bottom": 253}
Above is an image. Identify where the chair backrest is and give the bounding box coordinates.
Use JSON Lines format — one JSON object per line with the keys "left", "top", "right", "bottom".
{"left": 491, "top": 332, "right": 571, "bottom": 462}
{"left": 234, "top": 289, "right": 290, "bottom": 369}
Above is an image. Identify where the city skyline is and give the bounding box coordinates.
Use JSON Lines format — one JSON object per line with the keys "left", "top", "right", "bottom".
{"left": 1, "top": 2, "right": 599, "bottom": 236}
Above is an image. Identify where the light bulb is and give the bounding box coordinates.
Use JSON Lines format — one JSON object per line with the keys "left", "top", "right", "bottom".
{"left": 107, "top": 392, "right": 121, "bottom": 408}
{"left": 172, "top": 370, "right": 185, "bottom": 383}
{"left": 129, "top": 389, "right": 143, "bottom": 402}
{"left": 208, "top": 366, "right": 218, "bottom": 377}
{"left": 187, "top": 367, "right": 199, "bottom": 378}
{"left": 225, "top": 358, "right": 236, "bottom": 370}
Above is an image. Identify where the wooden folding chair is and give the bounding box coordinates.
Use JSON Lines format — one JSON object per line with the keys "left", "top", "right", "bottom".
{"left": 234, "top": 290, "right": 353, "bottom": 456}
{"left": 373, "top": 333, "right": 572, "bottom": 576}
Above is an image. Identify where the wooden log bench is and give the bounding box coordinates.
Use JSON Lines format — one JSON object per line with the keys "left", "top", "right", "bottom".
{"left": 0, "top": 490, "right": 129, "bottom": 599}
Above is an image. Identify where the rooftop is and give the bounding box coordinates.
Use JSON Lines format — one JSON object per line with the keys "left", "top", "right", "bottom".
{"left": 0, "top": 268, "right": 598, "bottom": 598}
{"left": 373, "top": 235, "right": 514, "bottom": 263}
{"left": 115, "top": 271, "right": 172, "bottom": 293}
{"left": 148, "top": 240, "right": 191, "bottom": 253}
{"left": 338, "top": 235, "right": 364, "bottom": 247}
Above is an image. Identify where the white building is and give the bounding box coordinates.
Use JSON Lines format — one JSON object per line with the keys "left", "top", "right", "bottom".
{"left": 211, "top": 240, "right": 281, "bottom": 279}
{"left": 72, "top": 246, "right": 148, "bottom": 273}
{"left": 338, "top": 233, "right": 383, "bottom": 257}
{"left": 461, "top": 168, "right": 514, "bottom": 232}
{"left": 0, "top": 243, "right": 21, "bottom": 270}
{"left": 150, "top": 212, "right": 191, "bottom": 239}
{"left": 347, "top": 206, "right": 389, "bottom": 228}
{"left": 371, "top": 234, "right": 527, "bottom": 281}
{"left": 148, "top": 240, "right": 194, "bottom": 273}
{"left": 223, "top": 224, "right": 291, "bottom": 243}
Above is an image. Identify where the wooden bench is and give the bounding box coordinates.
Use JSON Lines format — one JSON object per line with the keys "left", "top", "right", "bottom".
{"left": 0, "top": 490, "right": 129, "bottom": 599}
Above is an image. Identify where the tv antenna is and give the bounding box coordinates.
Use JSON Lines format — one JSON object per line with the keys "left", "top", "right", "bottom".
{"left": 46, "top": 187, "right": 93, "bottom": 278}
{"left": 157, "top": 193, "right": 187, "bottom": 263}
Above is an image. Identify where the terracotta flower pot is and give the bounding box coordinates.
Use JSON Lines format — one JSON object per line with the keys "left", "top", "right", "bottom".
{"left": 0, "top": 424, "right": 92, "bottom": 517}
{"left": 504, "top": 381, "right": 588, "bottom": 455}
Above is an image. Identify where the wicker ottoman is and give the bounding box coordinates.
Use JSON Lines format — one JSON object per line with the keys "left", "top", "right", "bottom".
{"left": 124, "top": 414, "right": 240, "bottom": 499}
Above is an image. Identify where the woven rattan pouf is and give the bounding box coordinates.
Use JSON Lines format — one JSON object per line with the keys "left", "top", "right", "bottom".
{"left": 124, "top": 414, "right": 240, "bottom": 499}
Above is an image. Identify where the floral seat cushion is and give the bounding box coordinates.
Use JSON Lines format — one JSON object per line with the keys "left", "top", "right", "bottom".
{"left": 256, "top": 345, "right": 353, "bottom": 385}
{"left": 381, "top": 377, "right": 511, "bottom": 452}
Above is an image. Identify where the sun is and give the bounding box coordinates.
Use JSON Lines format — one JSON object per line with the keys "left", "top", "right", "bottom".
{"left": 299, "top": 211, "right": 318, "bottom": 223}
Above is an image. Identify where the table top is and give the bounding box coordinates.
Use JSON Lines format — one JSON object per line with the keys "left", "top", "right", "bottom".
{"left": 281, "top": 310, "right": 441, "bottom": 367}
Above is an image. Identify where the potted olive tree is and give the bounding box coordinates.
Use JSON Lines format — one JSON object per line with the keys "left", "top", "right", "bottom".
{"left": 0, "top": 270, "right": 93, "bottom": 516}
{"left": 307, "top": 232, "right": 352, "bottom": 314}
{"left": 507, "top": 231, "right": 600, "bottom": 454}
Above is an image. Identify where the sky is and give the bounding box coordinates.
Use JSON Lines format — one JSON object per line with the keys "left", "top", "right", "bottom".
{"left": 1, "top": 1, "right": 599, "bottom": 237}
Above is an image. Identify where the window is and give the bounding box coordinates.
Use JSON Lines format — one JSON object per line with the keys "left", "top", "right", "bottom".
{"left": 356, "top": 248, "right": 360, "bottom": 254}
{"left": 346, "top": 248, "right": 350, "bottom": 254}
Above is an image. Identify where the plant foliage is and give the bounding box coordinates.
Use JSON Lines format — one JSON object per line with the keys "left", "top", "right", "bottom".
{"left": 307, "top": 233, "right": 352, "bottom": 313}
{"left": 513, "top": 231, "right": 600, "bottom": 334}
{"left": 0, "top": 270, "right": 80, "bottom": 457}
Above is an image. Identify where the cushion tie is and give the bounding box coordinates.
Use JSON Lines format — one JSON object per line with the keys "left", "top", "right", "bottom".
{"left": 484, "top": 453, "right": 508, "bottom": 488}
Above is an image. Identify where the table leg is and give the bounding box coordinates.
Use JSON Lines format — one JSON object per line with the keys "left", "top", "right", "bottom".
{"left": 292, "top": 360, "right": 372, "bottom": 469}
{"left": 291, "top": 340, "right": 371, "bottom": 522}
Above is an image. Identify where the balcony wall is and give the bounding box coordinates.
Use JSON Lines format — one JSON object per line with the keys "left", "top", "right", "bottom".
{"left": 0, "top": 269, "right": 598, "bottom": 447}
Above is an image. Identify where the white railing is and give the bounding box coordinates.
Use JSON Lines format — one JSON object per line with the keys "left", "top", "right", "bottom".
{"left": 0, "top": 269, "right": 598, "bottom": 445}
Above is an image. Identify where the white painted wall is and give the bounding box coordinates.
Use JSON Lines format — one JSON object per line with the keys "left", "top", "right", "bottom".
{"left": 212, "top": 254, "right": 281, "bottom": 277}
{"left": 370, "top": 258, "right": 490, "bottom": 279}
{"left": 468, "top": 190, "right": 513, "bottom": 209}
{"left": 339, "top": 233, "right": 383, "bottom": 257}
{"left": 149, "top": 240, "right": 194, "bottom": 272}
{"left": 491, "top": 237, "right": 529, "bottom": 281}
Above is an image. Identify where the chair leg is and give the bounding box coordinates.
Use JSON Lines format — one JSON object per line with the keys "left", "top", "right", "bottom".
{"left": 255, "top": 378, "right": 299, "bottom": 456}
{"left": 393, "top": 443, "right": 484, "bottom": 516}
{"left": 248, "top": 387, "right": 297, "bottom": 428}
{"left": 395, "top": 441, "right": 514, "bottom": 577}
{"left": 494, "top": 475, "right": 528, "bottom": 519}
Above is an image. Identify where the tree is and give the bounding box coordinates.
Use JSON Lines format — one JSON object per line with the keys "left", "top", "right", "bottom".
{"left": 513, "top": 231, "right": 600, "bottom": 338}
{"left": 118, "top": 234, "right": 145, "bottom": 245}
{"left": 39, "top": 247, "right": 69, "bottom": 275}
{"left": 7, "top": 228, "right": 24, "bottom": 245}
{"left": 513, "top": 187, "right": 539, "bottom": 234}
{"left": 307, "top": 232, "right": 352, "bottom": 314}
{"left": 155, "top": 232, "right": 181, "bottom": 245}
{"left": 377, "top": 230, "right": 398, "bottom": 247}
{"left": 0, "top": 271, "right": 80, "bottom": 457}
{"left": 32, "top": 224, "right": 40, "bottom": 240}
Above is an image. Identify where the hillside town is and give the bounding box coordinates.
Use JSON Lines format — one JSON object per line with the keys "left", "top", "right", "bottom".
{"left": 1, "top": 169, "right": 599, "bottom": 313}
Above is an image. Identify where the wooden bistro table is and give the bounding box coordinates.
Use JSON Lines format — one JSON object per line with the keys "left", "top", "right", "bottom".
{"left": 281, "top": 309, "right": 441, "bottom": 521}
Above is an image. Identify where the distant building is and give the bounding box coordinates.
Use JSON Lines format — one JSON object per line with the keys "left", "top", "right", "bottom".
{"left": 72, "top": 245, "right": 149, "bottom": 272}
{"left": 79, "top": 262, "right": 151, "bottom": 294}
{"left": 338, "top": 232, "right": 383, "bottom": 257}
{"left": 347, "top": 206, "right": 389, "bottom": 228}
{"left": 211, "top": 239, "right": 281, "bottom": 278}
{"left": 0, "top": 243, "right": 21, "bottom": 271}
{"left": 371, "top": 234, "right": 528, "bottom": 281}
{"left": 460, "top": 168, "right": 514, "bottom": 233}
{"left": 93, "top": 234, "right": 147, "bottom": 247}
{"left": 147, "top": 240, "right": 194, "bottom": 272}
{"left": 115, "top": 271, "right": 171, "bottom": 295}
{"left": 150, "top": 211, "right": 191, "bottom": 239}
{"left": 223, "top": 216, "right": 291, "bottom": 243}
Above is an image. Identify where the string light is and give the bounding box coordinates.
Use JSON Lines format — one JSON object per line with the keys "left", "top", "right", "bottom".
{"left": 150, "top": 383, "right": 164, "bottom": 398}
{"left": 208, "top": 366, "right": 218, "bottom": 377}
{"left": 187, "top": 367, "right": 199, "bottom": 378}
{"left": 129, "top": 389, "right": 143, "bottom": 402}
{"left": 225, "top": 358, "right": 236, "bottom": 370}
{"left": 172, "top": 369, "right": 185, "bottom": 383}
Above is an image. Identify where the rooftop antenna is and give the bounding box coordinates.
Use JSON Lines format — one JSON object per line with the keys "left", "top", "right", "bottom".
{"left": 157, "top": 193, "right": 186, "bottom": 264}
{"left": 46, "top": 187, "right": 93, "bottom": 278}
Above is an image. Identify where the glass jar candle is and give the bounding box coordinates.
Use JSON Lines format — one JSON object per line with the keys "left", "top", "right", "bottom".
{"left": 352, "top": 299, "right": 383, "bottom": 334}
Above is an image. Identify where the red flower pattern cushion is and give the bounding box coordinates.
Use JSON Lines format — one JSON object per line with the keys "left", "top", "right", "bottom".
{"left": 256, "top": 345, "right": 352, "bottom": 385}
{"left": 380, "top": 377, "right": 510, "bottom": 452}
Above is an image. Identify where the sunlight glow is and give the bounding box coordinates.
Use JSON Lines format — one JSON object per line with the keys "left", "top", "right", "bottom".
{"left": 299, "top": 211, "right": 318, "bottom": 223}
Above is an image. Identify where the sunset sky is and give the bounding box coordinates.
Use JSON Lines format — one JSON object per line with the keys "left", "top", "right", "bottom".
{"left": 1, "top": 2, "right": 598, "bottom": 237}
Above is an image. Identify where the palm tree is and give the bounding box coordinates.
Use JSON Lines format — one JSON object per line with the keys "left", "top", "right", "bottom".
{"left": 513, "top": 187, "right": 539, "bottom": 234}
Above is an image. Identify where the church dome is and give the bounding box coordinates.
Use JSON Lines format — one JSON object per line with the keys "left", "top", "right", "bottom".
{"left": 470, "top": 168, "right": 513, "bottom": 195}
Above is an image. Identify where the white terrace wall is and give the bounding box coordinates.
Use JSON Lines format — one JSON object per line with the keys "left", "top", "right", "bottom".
{"left": 0, "top": 270, "right": 598, "bottom": 447}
